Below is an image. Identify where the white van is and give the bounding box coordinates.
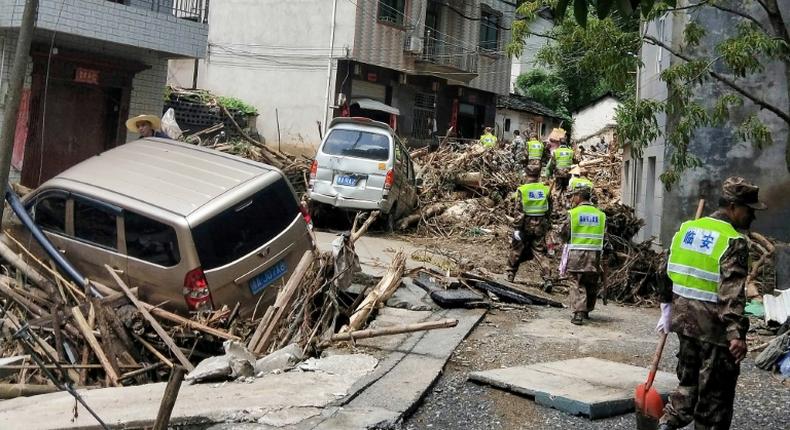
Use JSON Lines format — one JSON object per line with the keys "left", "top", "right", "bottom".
{"left": 308, "top": 117, "right": 418, "bottom": 231}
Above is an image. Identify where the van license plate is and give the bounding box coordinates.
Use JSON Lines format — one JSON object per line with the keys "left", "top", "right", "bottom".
{"left": 249, "top": 260, "right": 287, "bottom": 295}
{"left": 336, "top": 175, "right": 358, "bottom": 186}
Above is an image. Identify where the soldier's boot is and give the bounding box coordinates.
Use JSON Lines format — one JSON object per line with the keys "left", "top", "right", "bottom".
{"left": 506, "top": 269, "right": 516, "bottom": 283}
{"left": 571, "top": 312, "right": 584, "bottom": 325}
{"left": 541, "top": 280, "right": 553, "bottom": 293}
{"left": 657, "top": 424, "right": 676, "bottom": 430}
{"left": 582, "top": 311, "right": 590, "bottom": 319}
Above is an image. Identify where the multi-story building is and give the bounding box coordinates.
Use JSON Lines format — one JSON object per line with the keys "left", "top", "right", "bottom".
{"left": 624, "top": 1, "right": 789, "bottom": 243}
{"left": 0, "top": 0, "right": 208, "bottom": 187}
{"left": 169, "top": 0, "right": 515, "bottom": 151}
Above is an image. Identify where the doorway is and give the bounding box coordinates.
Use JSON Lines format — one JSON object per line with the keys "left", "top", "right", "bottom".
{"left": 22, "top": 81, "right": 122, "bottom": 187}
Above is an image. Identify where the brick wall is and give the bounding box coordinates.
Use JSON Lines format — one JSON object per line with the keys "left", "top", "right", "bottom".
{"left": 127, "top": 56, "right": 168, "bottom": 141}
{"left": 0, "top": 0, "right": 207, "bottom": 58}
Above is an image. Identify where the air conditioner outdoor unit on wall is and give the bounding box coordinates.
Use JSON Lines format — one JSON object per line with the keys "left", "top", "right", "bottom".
{"left": 403, "top": 34, "right": 423, "bottom": 54}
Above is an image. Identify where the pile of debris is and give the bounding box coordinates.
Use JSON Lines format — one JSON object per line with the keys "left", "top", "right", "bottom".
{"left": 166, "top": 86, "right": 313, "bottom": 196}
{"left": 405, "top": 141, "right": 664, "bottom": 303}
{"left": 0, "top": 212, "right": 430, "bottom": 396}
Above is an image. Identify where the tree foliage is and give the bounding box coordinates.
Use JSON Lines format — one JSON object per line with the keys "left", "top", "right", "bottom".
{"left": 514, "top": 69, "right": 571, "bottom": 118}
{"left": 511, "top": 0, "right": 790, "bottom": 188}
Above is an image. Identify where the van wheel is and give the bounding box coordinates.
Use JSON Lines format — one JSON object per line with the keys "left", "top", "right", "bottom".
{"left": 385, "top": 205, "right": 397, "bottom": 233}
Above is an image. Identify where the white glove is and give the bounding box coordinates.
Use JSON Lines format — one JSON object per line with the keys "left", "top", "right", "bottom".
{"left": 513, "top": 230, "right": 522, "bottom": 241}
{"left": 656, "top": 303, "right": 672, "bottom": 334}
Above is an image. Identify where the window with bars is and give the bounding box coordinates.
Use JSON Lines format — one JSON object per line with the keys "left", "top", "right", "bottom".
{"left": 378, "top": 0, "right": 405, "bottom": 26}
{"left": 479, "top": 9, "right": 500, "bottom": 52}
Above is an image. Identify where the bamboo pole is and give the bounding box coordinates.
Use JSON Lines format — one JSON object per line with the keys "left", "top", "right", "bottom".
{"left": 105, "top": 266, "right": 194, "bottom": 371}
{"left": 71, "top": 306, "right": 120, "bottom": 387}
{"left": 153, "top": 366, "right": 186, "bottom": 430}
{"left": 325, "top": 319, "right": 458, "bottom": 345}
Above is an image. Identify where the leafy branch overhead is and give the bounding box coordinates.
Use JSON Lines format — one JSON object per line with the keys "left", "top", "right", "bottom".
{"left": 511, "top": 0, "right": 790, "bottom": 187}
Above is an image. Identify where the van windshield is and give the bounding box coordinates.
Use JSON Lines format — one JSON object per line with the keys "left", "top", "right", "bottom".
{"left": 191, "top": 177, "right": 299, "bottom": 270}
{"left": 322, "top": 129, "right": 390, "bottom": 161}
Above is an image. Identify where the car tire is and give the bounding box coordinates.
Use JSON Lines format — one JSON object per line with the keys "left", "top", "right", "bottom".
{"left": 385, "top": 204, "right": 397, "bottom": 233}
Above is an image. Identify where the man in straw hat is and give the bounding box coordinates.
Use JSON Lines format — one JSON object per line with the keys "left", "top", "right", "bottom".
{"left": 126, "top": 114, "right": 167, "bottom": 139}
{"left": 657, "top": 177, "right": 766, "bottom": 430}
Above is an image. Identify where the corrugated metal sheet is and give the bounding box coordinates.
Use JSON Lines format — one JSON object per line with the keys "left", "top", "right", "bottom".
{"left": 764, "top": 289, "right": 790, "bottom": 324}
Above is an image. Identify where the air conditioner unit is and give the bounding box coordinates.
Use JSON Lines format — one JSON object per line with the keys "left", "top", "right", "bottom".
{"left": 403, "top": 34, "right": 423, "bottom": 54}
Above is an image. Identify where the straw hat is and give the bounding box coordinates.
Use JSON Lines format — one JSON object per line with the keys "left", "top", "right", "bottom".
{"left": 125, "top": 114, "right": 162, "bottom": 133}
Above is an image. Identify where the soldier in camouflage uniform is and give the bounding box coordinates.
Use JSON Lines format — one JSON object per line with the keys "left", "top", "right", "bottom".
{"left": 507, "top": 172, "right": 552, "bottom": 286}
{"left": 656, "top": 177, "right": 766, "bottom": 430}
{"left": 560, "top": 185, "right": 608, "bottom": 325}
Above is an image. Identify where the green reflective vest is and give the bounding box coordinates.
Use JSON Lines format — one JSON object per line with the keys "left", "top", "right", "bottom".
{"left": 517, "top": 183, "right": 550, "bottom": 216}
{"left": 527, "top": 140, "right": 544, "bottom": 160}
{"left": 569, "top": 204, "right": 606, "bottom": 251}
{"left": 554, "top": 147, "right": 573, "bottom": 168}
{"left": 569, "top": 177, "right": 594, "bottom": 191}
{"left": 667, "top": 217, "right": 742, "bottom": 303}
{"left": 480, "top": 133, "right": 497, "bottom": 148}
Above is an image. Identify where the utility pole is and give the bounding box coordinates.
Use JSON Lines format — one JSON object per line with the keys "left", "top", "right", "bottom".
{"left": 0, "top": 0, "right": 38, "bottom": 222}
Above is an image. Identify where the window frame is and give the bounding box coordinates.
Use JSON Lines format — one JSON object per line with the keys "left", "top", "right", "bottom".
{"left": 122, "top": 209, "right": 182, "bottom": 268}
{"left": 71, "top": 194, "right": 123, "bottom": 252}
{"left": 377, "top": 0, "right": 406, "bottom": 27}
{"left": 478, "top": 7, "right": 501, "bottom": 53}
{"left": 28, "top": 189, "right": 70, "bottom": 236}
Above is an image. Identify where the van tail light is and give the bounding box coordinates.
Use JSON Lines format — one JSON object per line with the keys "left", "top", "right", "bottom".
{"left": 183, "top": 267, "right": 213, "bottom": 311}
{"left": 300, "top": 202, "right": 313, "bottom": 229}
{"left": 384, "top": 169, "right": 394, "bottom": 191}
{"left": 310, "top": 160, "right": 318, "bottom": 179}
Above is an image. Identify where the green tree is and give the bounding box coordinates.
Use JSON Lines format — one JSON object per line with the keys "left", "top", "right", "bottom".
{"left": 511, "top": 0, "right": 790, "bottom": 187}
{"left": 514, "top": 69, "right": 571, "bottom": 117}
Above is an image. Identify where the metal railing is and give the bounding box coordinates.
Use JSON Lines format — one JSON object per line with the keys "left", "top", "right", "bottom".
{"left": 108, "top": 0, "right": 209, "bottom": 24}
{"left": 420, "top": 35, "right": 478, "bottom": 74}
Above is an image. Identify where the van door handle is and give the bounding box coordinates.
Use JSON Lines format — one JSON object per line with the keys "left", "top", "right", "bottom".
{"left": 57, "top": 248, "right": 66, "bottom": 254}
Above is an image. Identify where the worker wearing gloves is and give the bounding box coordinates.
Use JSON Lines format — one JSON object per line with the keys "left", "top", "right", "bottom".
{"left": 479, "top": 127, "right": 497, "bottom": 149}
{"left": 656, "top": 177, "right": 765, "bottom": 430}
{"left": 507, "top": 172, "right": 552, "bottom": 288}
{"left": 561, "top": 184, "right": 607, "bottom": 325}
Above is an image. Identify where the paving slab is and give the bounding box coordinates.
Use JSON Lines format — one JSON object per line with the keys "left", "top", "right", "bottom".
{"left": 469, "top": 357, "right": 678, "bottom": 419}
{"left": 314, "top": 307, "right": 487, "bottom": 428}
{"left": 0, "top": 354, "right": 377, "bottom": 430}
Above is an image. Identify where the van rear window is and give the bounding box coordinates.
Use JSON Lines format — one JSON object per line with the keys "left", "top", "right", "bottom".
{"left": 322, "top": 129, "right": 390, "bottom": 161}
{"left": 191, "top": 177, "right": 300, "bottom": 270}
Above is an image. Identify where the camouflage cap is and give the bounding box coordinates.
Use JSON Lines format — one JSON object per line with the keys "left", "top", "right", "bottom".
{"left": 721, "top": 176, "right": 767, "bottom": 210}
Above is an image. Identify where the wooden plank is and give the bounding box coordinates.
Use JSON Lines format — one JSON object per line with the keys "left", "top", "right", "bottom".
{"left": 247, "top": 305, "right": 276, "bottom": 351}
{"left": 253, "top": 250, "right": 314, "bottom": 354}
{"left": 105, "top": 265, "right": 194, "bottom": 371}
{"left": 71, "top": 306, "right": 120, "bottom": 387}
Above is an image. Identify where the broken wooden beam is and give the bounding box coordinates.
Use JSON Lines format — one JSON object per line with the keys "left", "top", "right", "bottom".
{"left": 326, "top": 318, "right": 458, "bottom": 345}
{"left": 345, "top": 251, "right": 406, "bottom": 332}
{"left": 350, "top": 211, "right": 379, "bottom": 244}
{"left": 252, "top": 250, "right": 315, "bottom": 354}
{"left": 105, "top": 265, "right": 194, "bottom": 371}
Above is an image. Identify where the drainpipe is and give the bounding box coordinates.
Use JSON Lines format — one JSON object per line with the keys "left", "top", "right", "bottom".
{"left": 323, "top": 0, "right": 338, "bottom": 134}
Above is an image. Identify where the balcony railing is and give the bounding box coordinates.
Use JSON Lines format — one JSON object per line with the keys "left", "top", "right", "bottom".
{"left": 107, "top": 0, "right": 209, "bottom": 23}
{"left": 420, "top": 35, "right": 478, "bottom": 74}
